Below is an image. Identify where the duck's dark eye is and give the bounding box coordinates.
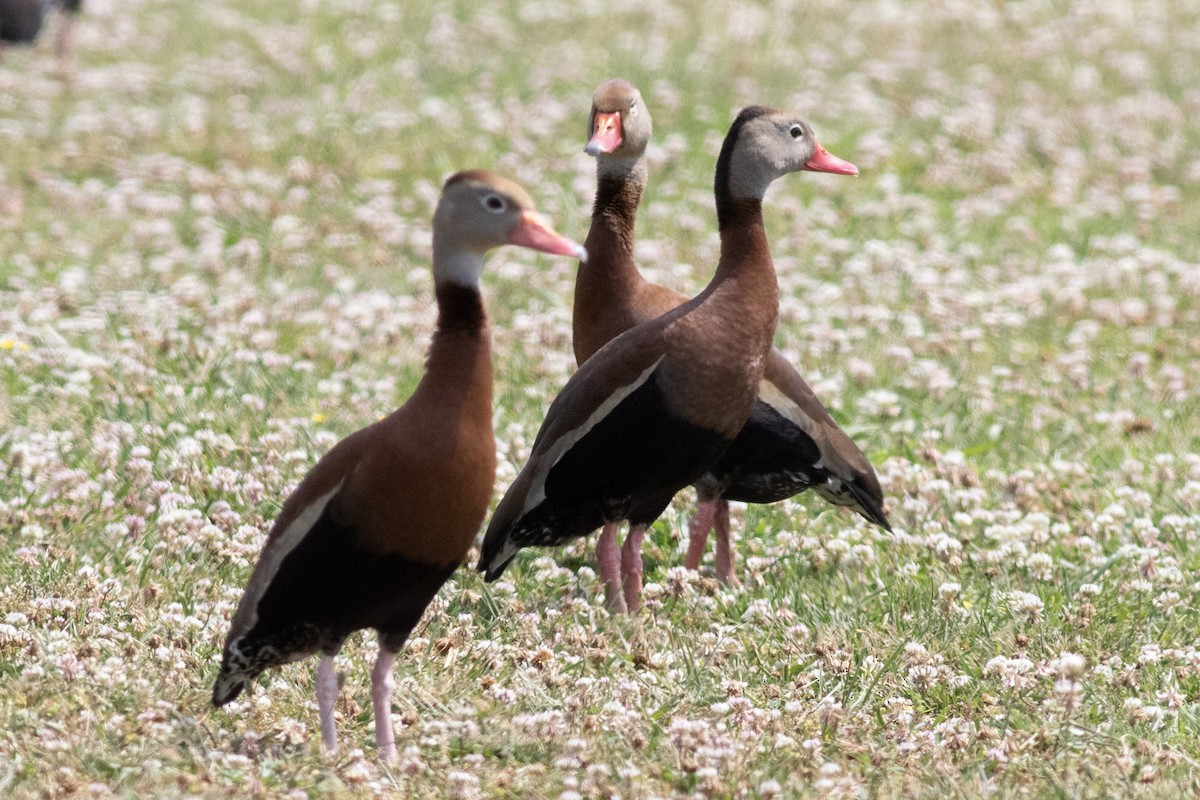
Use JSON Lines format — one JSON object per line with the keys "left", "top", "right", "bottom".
{"left": 482, "top": 195, "right": 507, "bottom": 213}
{"left": 789, "top": 124, "right": 804, "bottom": 139}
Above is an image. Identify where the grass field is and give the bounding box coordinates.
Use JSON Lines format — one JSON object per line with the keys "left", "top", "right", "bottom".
{"left": 3, "top": 0, "right": 1200, "bottom": 796}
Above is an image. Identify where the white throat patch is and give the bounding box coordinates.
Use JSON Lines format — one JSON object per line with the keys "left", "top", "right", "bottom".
{"left": 434, "top": 250, "right": 485, "bottom": 289}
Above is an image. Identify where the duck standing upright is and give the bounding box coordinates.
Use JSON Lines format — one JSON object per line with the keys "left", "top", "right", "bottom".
{"left": 572, "top": 80, "right": 889, "bottom": 588}
{"left": 480, "top": 105, "right": 865, "bottom": 611}
{"left": 212, "top": 171, "right": 586, "bottom": 759}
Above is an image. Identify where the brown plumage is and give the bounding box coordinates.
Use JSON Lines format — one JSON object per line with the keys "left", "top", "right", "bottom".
{"left": 573, "top": 79, "right": 682, "bottom": 362}
{"left": 480, "top": 105, "right": 860, "bottom": 612}
{"left": 572, "top": 80, "right": 890, "bottom": 588}
{"left": 212, "top": 170, "right": 585, "bottom": 759}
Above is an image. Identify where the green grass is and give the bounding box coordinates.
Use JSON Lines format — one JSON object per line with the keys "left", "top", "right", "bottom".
{"left": 3, "top": 0, "right": 1200, "bottom": 797}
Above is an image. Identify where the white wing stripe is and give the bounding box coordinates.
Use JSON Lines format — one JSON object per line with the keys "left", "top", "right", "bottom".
{"left": 240, "top": 480, "right": 344, "bottom": 632}
{"left": 757, "top": 379, "right": 805, "bottom": 426}
{"left": 521, "top": 356, "right": 665, "bottom": 516}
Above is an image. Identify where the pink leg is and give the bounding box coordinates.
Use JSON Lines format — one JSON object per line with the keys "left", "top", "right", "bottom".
{"left": 621, "top": 524, "right": 648, "bottom": 612}
{"left": 55, "top": 14, "right": 75, "bottom": 59}
{"left": 712, "top": 499, "right": 740, "bottom": 586}
{"left": 54, "top": 14, "right": 76, "bottom": 81}
{"left": 316, "top": 654, "right": 338, "bottom": 753}
{"left": 596, "top": 522, "right": 627, "bottom": 613}
{"left": 684, "top": 500, "right": 717, "bottom": 571}
{"left": 371, "top": 644, "right": 398, "bottom": 760}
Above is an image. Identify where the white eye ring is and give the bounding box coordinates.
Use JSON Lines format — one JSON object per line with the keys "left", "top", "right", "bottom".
{"left": 482, "top": 194, "right": 507, "bottom": 213}
{"left": 789, "top": 124, "right": 804, "bottom": 139}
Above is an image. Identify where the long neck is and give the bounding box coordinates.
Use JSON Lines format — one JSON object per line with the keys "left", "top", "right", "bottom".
{"left": 716, "top": 195, "right": 770, "bottom": 277}
{"left": 691, "top": 192, "right": 778, "bottom": 377}
{"left": 707, "top": 119, "right": 778, "bottom": 306}
{"left": 573, "top": 158, "right": 650, "bottom": 364}
{"left": 410, "top": 281, "right": 493, "bottom": 413}
{"left": 582, "top": 158, "right": 648, "bottom": 285}
{"left": 656, "top": 193, "right": 779, "bottom": 437}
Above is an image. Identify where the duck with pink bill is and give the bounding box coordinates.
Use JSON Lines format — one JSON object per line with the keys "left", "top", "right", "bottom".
{"left": 565, "top": 81, "right": 888, "bottom": 605}
{"left": 480, "top": 103, "right": 883, "bottom": 614}
{"left": 212, "top": 171, "right": 585, "bottom": 759}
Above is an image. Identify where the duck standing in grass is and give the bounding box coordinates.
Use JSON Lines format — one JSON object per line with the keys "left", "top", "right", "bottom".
{"left": 572, "top": 79, "right": 890, "bottom": 589}
{"left": 479, "top": 105, "right": 865, "bottom": 612}
{"left": 212, "top": 171, "right": 586, "bottom": 759}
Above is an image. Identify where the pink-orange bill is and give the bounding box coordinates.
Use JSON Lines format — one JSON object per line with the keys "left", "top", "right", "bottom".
{"left": 507, "top": 211, "right": 588, "bottom": 261}
{"left": 804, "top": 144, "right": 858, "bottom": 175}
{"left": 585, "top": 111, "right": 624, "bottom": 156}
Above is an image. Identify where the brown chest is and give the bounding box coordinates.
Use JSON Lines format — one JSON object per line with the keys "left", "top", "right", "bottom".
{"left": 343, "top": 417, "right": 497, "bottom": 566}
{"left": 655, "top": 281, "right": 777, "bottom": 435}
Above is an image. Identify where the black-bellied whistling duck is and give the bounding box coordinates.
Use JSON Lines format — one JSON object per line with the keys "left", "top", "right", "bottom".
{"left": 479, "top": 106, "right": 869, "bottom": 612}
{"left": 212, "top": 171, "right": 586, "bottom": 759}
{"left": 573, "top": 79, "right": 683, "bottom": 362}
{"left": 573, "top": 80, "right": 890, "bottom": 589}
{"left": 0, "top": 0, "right": 82, "bottom": 61}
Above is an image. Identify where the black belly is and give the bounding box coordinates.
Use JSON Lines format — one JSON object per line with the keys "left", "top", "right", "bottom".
{"left": 512, "top": 374, "right": 733, "bottom": 549}
{"left": 703, "top": 399, "right": 824, "bottom": 504}
{"left": 239, "top": 503, "right": 457, "bottom": 666}
{"left": 0, "top": 0, "right": 50, "bottom": 43}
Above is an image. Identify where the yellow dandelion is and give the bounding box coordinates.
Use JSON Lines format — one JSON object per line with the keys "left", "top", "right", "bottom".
{"left": 311, "top": 412, "right": 326, "bottom": 424}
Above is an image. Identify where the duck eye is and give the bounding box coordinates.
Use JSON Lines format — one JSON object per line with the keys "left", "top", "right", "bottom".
{"left": 628, "top": 103, "right": 638, "bottom": 116}
{"left": 482, "top": 195, "right": 507, "bottom": 213}
{"left": 789, "top": 124, "right": 804, "bottom": 139}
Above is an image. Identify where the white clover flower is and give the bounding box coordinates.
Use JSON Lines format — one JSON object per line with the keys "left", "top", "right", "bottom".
{"left": 1008, "top": 591, "right": 1045, "bottom": 622}
{"left": 759, "top": 779, "right": 784, "bottom": 797}
{"left": 984, "top": 656, "right": 1036, "bottom": 690}
{"left": 1056, "top": 653, "right": 1087, "bottom": 679}
{"left": 1153, "top": 591, "right": 1181, "bottom": 612}
{"left": 1157, "top": 686, "right": 1186, "bottom": 709}
{"left": 1025, "top": 552, "right": 1054, "bottom": 579}
{"left": 907, "top": 664, "right": 940, "bottom": 690}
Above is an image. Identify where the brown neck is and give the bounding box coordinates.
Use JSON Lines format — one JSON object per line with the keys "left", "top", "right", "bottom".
{"left": 582, "top": 172, "right": 646, "bottom": 287}
{"left": 709, "top": 117, "right": 776, "bottom": 311}
{"left": 655, "top": 195, "right": 779, "bottom": 436}
{"left": 573, "top": 170, "right": 650, "bottom": 364}
{"left": 713, "top": 197, "right": 768, "bottom": 283}
{"left": 695, "top": 197, "right": 777, "bottom": 325}
{"left": 410, "top": 281, "right": 493, "bottom": 411}
{"left": 691, "top": 195, "right": 778, "bottom": 379}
